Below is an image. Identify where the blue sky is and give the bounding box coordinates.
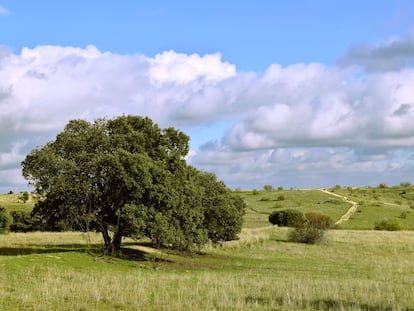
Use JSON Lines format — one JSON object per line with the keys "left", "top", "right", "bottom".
{"left": 1, "top": 0, "right": 414, "bottom": 191}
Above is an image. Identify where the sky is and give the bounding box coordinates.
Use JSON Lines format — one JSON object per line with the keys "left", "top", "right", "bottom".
{"left": 1, "top": 1, "right": 414, "bottom": 191}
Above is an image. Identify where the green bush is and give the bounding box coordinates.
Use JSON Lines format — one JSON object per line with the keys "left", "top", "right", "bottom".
{"left": 9, "top": 210, "right": 43, "bottom": 232}
{"left": 287, "top": 212, "right": 332, "bottom": 244}
{"left": 288, "top": 225, "right": 326, "bottom": 244}
{"left": 252, "top": 189, "right": 259, "bottom": 195}
{"left": 263, "top": 184, "right": 273, "bottom": 191}
{"left": 268, "top": 209, "right": 305, "bottom": 227}
{"left": 0, "top": 207, "right": 12, "bottom": 234}
{"left": 374, "top": 219, "right": 401, "bottom": 231}
{"left": 305, "top": 212, "right": 333, "bottom": 229}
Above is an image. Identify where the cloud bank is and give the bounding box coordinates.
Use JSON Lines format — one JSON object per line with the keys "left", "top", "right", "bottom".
{"left": 1, "top": 38, "right": 414, "bottom": 191}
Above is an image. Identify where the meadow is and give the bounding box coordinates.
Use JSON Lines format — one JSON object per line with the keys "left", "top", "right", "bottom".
{"left": 1, "top": 187, "right": 414, "bottom": 310}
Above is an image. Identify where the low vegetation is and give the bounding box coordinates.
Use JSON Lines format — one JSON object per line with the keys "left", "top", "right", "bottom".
{"left": 1, "top": 182, "right": 414, "bottom": 309}
{"left": 0, "top": 229, "right": 413, "bottom": 310}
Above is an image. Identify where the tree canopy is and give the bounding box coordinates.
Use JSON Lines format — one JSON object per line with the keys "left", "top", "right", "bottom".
{"left": 22, "top": 115, "right": 245, "bottom": 253}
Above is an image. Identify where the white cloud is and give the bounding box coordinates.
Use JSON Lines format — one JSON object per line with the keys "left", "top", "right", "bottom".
{"left": 149, "top": 51, "right": 236, "bottom": 84}
{"left": 0, "top": 5, "right": 10, "bottom": 15}
{"left": 1, "top": 43, "right": 414, "bottom": 190}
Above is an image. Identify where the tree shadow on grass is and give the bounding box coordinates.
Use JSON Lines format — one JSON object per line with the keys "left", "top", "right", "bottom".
{"left": 0, "top": 242, "right": 104, "bottom": 256}
{"left": 0, "top": 241, "right": 172, "bottom": 263}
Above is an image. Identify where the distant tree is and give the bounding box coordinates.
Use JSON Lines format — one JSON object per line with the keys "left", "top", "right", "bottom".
{"left": 7, "top": 190, "right": 13, "bottom": 195}
{"left": 268, "top": 209, "right": 305, "bottom": 227}
{"left": 263, "top": 184, "right": 273, "bottom": 191}
{"left": 18, "top": 191, "right": 30, "bottom": 203}
{"left": 378, "top": 183, "right": 388, "bottom": 189}
{"left": 0, "top": 207, "right": 12, "bottom": 234}
{"left": 22, "top": 115, "right": 245, "bottom": 254}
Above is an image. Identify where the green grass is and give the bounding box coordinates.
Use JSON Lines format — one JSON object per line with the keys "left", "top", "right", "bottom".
{"left": 1, "top": 229, "right": 413, "bottom": 310}
{"left": 240, "top": 189, "right": 350, "bottom": 228}
{"left": 0, "top": 193, "right": 34, "bottom": 212}
{"left": 329, "top": 186, "right": 414, "bottom": 230}
{"left": 1, "top": 188, "right": 414, "bottom": 310}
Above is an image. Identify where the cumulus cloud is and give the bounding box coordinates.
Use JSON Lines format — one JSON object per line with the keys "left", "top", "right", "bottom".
{"left": 2, "top": 44, "right": 414, "bottom": 190}
{"left": 339, "top": 33, "right": 414, "bottom": 72}
{"left": 222, "top": 64, "right": 414, "bottom": 150}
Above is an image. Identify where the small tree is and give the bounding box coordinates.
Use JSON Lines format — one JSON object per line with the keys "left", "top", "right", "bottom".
{"left": 18, "top": 191, "right": 30, "bottom": 203}
{"left": 263, "top": 184, "right": 273, "bottom": 191}
{"left": 0, "top": 207, "right": 12, "bottom": 234}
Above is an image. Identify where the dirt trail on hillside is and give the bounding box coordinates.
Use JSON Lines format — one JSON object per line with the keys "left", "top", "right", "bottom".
{"left": 320, "top": 189, "right": 358, "bottom": 225}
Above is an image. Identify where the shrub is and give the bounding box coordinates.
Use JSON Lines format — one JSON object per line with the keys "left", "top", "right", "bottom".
{"left": 374, "top": 219, "right": 401, "bottom": 231}
{"left": 263, "top": 184, "right": 273, "bottom": 191}
{"left": 305, "top": 212, "right": 333, "bottom": 229}
{"left": 0, "top": 207, "right": 12, "bottom": 234}
{"left": 252, "top": 189, "right": 259, "bottom": 195}
{"left": 9, "top": 210, "right": 43, "bottom": 232}
{"left": 399, "top": 211, "right": 409, "bottom": 219}
{"left": 288, "top": 225, "right": 326, "bottom": 244}
{"left": 276, "top": 195, "right": 286, "bottom": 201}
{"left": 268, "top": 209, "right": 305, "bottom": 227}
{"left": 18, "top": 191, "right": 30, "bottom": 203}
{"left": 287, "top": 212, "right": 332, "bottom": 244}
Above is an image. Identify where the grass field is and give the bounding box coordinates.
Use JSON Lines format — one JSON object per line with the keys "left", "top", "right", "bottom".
{"left": 1, "top": 188, "right": 414, "bottom": 310}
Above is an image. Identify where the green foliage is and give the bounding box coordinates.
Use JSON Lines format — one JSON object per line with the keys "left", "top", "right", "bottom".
{"left": 9, "top": 210, "right": 43, "bottom": 232}
{"left": 378, "top": 183, "right": 388, "bottom": 189}
{"left": 18, "top": 191, "right": 30, "bottom": 203}
{"left": 287, "top": 224, "right": 326, "bottom": 244}
{"left": 263, "top": 184, "right": 273, "bottom": 191}
{"left": 252, "top": 189, "right": 259, "bottom": 195}
{"left": 305, "top": 212, "right": 334, "bottom": 229}
{"left": 374, "top": 219, "right": 402, "bottom": 231}
{"left": 0, "top": 207, "right": 12, "bottom": 234}
{"left": 287, "top": 212, "right": 332, "bottom": 244}
{"left": 22, "top": 115, "right": 244, "bottom": 253}
{"left": 196, "top": 171, "right": 246, "bottom": 244}
{"left": 268, "top": 209, "right": 305, "bottom": 227}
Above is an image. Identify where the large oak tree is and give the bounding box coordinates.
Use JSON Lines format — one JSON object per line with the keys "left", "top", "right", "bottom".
{"left": 22, "top": 115, "right": 245, "bottom": 254}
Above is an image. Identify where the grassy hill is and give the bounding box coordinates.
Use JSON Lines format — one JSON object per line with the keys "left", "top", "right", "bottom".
{"left": 1, "top": 187, "right": 414, "bottom": 310}
{"left": 0, "top": 193, "right": 35, "bottom": 212}
{"left": 239, "top": 186, "right": 414, "bottom": 230}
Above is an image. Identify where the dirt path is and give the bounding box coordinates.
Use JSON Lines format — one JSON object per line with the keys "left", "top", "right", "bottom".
{"left": 320, "top": 189, "right": 358, "bottom": 225}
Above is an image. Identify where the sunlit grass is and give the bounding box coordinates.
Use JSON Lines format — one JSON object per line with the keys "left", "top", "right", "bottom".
{"left": 1, "top": 189, "right": 414, "bottom": 310}
{"left": 1, "top": 229, "right": 413, "bottom": 310}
